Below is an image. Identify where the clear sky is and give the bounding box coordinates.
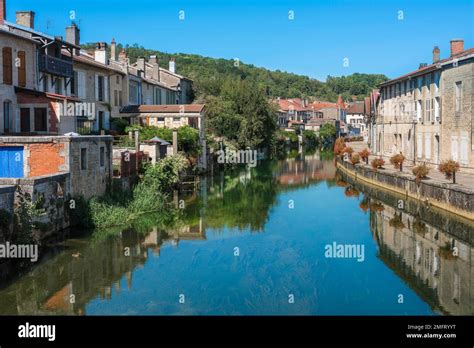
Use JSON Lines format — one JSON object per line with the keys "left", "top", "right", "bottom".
{"left": 5, "top": 0, "right": 474, "bottom": 81}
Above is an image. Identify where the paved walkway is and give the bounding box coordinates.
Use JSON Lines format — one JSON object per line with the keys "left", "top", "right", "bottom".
{"left": 346, "top": 141, "right": 474, "bottom": 189}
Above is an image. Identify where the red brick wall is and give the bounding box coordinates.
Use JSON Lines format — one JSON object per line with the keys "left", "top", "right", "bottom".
{"left": 16, "top": 92, "right": 60, "bottom": 134}
{"left": 28, "top": 143, "right": 65, "bottom": 177}
{"left": 0, "top": 0, "right": 5, "bottom": 24}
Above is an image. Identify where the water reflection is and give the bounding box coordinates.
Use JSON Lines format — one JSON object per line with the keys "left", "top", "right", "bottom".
{"left": 0, "top": 151, "right": 472, "bottom": 315}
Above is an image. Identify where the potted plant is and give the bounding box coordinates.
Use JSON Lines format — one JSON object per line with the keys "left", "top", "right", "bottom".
{"left": 359, "top": 148, "right": 370, "bottom": 165}
{"left": 371, "top": 158, "right": 385, "bottom": 171}
{"left": 439, "top": 160, "right": 460, "bottom": 184}
{"left": 412, "top": 163, "right": 430, "bottom": 184}
{"left": 390, "top": 153, "right": 405, "bottom": 172}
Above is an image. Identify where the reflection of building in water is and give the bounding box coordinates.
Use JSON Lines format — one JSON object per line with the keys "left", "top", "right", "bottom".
{"left": 275, "top": 153, "right": 336, "bottom": 186}
{"left": 168, "top": 218, "right": 205, "bottom": 245}
{"left": 370, "top": 202, "right": 473, "bottom": 315}
{"left": 0, "top": 230, "right": 150, "bottom": 315}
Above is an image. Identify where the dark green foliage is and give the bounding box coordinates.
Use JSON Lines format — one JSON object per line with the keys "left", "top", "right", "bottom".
{"left": 81, "top": 43, "right": 388, "bottom": 102}
{"left": 206, "top": 79, "right": 278, "bottom": 150}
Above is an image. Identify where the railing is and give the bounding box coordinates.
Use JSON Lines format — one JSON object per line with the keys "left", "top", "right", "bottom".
{"left": 38, "top": 54, "right": 74, "bottom": 78}
{"left": 76, "top": 118, "right": 93, "bottom": 135}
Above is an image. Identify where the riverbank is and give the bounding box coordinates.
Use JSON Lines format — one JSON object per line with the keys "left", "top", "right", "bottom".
{"left": 336, "top": 158, "right": 474, "bottom": 221}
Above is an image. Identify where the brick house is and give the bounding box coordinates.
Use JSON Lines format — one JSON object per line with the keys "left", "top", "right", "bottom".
{"left": 0, "top": 135, "right": 113, "bottom": 198}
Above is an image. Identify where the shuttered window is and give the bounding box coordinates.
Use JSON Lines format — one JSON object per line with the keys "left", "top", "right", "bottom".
{"left": 17, "top": 51, "right": 26, "bottom": 87}
{"left": 2, "top": 47, "right": 13, "bottom": 85}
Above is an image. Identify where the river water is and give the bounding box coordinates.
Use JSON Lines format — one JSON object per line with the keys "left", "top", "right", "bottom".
{"left": 0, "top": 151, "right": 472, "bottom": 315}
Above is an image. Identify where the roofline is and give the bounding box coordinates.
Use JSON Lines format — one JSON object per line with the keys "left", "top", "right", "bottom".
{"left": 4, "top": 20, "right": 80, "bottom": 49}
{"left": 379, "top": 50, "right": 474, "bottom": 87}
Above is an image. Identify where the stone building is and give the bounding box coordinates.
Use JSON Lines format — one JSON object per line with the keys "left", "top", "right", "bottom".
{"left": 0, "top": 135, "right": 113, "bottom": 198}
{"left": 0, "top": 7, "right": 78, "bottom": 135}
{"left": 374, "top": 39, "right": 473, "bottom": 171}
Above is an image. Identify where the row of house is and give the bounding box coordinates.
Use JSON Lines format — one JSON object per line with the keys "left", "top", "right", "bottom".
{"left": 274, "top": 96, "right": 369, "bottom": 138}
{"left": 0, "top": 9, "right": 199, "bottom": 137}
{"left": 0, "top": 0, "right": 207, "bottom": 237}
{"left": 275, "top": 97, "right": 346, "bottom": 133}
{"left": 368, "top": 39, "right": 474, "bottom": 171}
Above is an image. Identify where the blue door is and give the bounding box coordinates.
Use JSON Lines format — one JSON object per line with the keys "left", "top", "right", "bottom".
{"left": 0, "top": 147, "right": 24, "bottom": 178}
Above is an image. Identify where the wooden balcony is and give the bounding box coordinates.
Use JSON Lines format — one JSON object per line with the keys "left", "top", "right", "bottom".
{"left": 38, "top": 54, "right": 74, "bottom": 78}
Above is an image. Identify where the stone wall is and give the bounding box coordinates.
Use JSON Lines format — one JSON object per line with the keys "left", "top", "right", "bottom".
{"left": 0, "top": 185, "right": 15, "bottom": 239}
{"left": 0, "top": 173, "right": 71, "bottom": 240}
{"left": 337, "top": 158, "right": 474, "bottom": 218}
{"left": 440, "top": 60, "right": 474, "bottom": 169}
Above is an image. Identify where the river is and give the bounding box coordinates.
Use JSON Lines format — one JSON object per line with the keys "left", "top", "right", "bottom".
{"left": 0, "top": 150, "right": 472, "bottom": 315}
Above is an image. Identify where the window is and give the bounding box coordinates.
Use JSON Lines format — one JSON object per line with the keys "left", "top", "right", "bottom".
{"left": 100, "top": 147, "right": 105, "bottom": 167}
{"left": 455, "top": 81, "right": 462, "bottom": 114}
{"left": 2, "top": 47, "right": 12, "bottom": 85}
{"left": 54, "top": 77, "right": 62, "bottom": 95}
{"left": 71, "top": 71, "right": 77, "bottom": 95}
{"left": 20, "top": 108, "right": 30, "bottom": 132}
{"left": 129, "top": 81, "right": 139, "bottom": 104}
{"left": 80, "top": 148, "right": 87, "bottom": 170}
{"left": 34, "top": 108, "right": 48, "bottom": 132}
{"left": 77, "top": 71, "right": 86, "bottom": 98}
{"left": 17, "top": 51, "right": 26, "bottom": 87}
{"left": 154, "top": 88, "right": 162, "bottom": 104}
{"left": 3, "top": 101, "right": 11, "bottom": 133}
{"left": 114, "top": 90, "right": 119, "bottom": 106}
{"left": 434, "top": 97, "right": 440, "bottom": 122}
{"left": 98, "top": 75, "right": 104, "bottom": 101}
{"left": 416, "top": 100, "right": 422, "bottom": 122}
{"left": 42, "top": 75, "right": 49, "bottom": 92}
{"left": 116, "top": 76, "right": 120, "bottom": 84}
{"left": 425, "top": 100, "right": 430, "bottom": 122}
{"left": 157, "top": 117, "right": 165, "bottom": 122}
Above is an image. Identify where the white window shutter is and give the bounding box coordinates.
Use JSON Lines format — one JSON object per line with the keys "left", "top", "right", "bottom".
{"left": 425, "top": 133, "right": 431, "bottom": 159}
{"left": 451, "top": 136, "right": 459, "bottom": 161}
{"left": 104, "top": 111, "right": 110, "bottom": 130}
{"left": 95, "top": 74, "right": 99, "bottom": 101}
{"left": 104, "top": 76, "right": 109, "bottom": 102}
{"left": 460, "top": 135, "right": 468, "bottom": 165}
{"left": 417, "top": 133, "right": 423, "bottom": 158}
{"left": 78, "top": 71, "right": 86, "bottom": 99}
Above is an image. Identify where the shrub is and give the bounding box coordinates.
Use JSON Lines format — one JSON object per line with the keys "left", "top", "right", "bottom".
{"left": 334, "top": 137, "right": 346, "bottom": 156}
{"left": 439, "top": 160, "right": 460, "bottom": 184}
{"left": 359, "top": 149, "right": 370, "bottom": 164}
{"left": 390, "top": 153, "right": 405, "bottom": 171}
{"left": 351, "top": 153, "right": 360, "bottom": 165}
{"left": 412, "top": 163, "right": 430, "bottom": 183}
{"left": 371, "top": 158, "right": 385, "bottom": 170}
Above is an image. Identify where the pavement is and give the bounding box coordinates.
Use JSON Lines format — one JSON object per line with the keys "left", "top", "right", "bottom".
{"left": 346, "top": 141, "right": 474, "bottom": 190}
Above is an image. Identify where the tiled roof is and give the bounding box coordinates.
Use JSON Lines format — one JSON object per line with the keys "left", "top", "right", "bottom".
{"left": 346, "top": 102, "right": 365, "bottom": 114}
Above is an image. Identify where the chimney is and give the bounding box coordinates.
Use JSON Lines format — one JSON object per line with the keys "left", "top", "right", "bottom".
{"left": 432, "top": 46, "right": 440, "bottom": 63}
{"left": 137, "top": 57, "right": 146, "bottom": 76}
{"left": 110, "top": 38, "right": 116, "bottom": 61}
{"left": 0, "top": 0, "right": 6, "bottom": 25}
{"left": 150, "top": 55, "right": 160, "bottom": 81}
{"left": 118, "top": 49, "right": 128, "bottom": 65}
{"left": 450, "top": 39, "right": 464, "bottom": 56}
{"left": 94, "top": 42, "right": 108, "bottom": 65}
{"left": 169, "top": 57, "right": 176, "bottom": 73}
{"left": 66, "top": 23, "right": 80, "bottom": 55}
{"left": 16, "top": 11, "right": 35, "bottom": 29}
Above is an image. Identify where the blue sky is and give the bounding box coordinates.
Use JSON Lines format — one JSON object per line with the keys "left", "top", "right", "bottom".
{"left": 6, "top": 0, "right": 474, "bottom": 81}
